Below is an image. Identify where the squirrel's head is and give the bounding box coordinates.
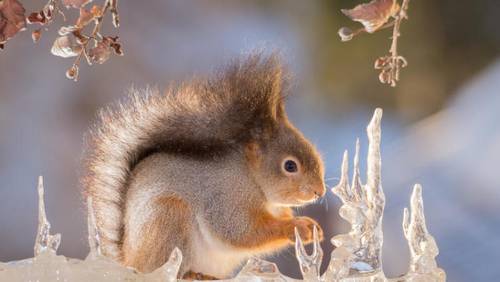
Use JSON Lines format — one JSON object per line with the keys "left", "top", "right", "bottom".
{"left": 215, "top": 51, "right": 325, "bottom": 206}
{"left": 245, "top": 120, "right": 326, "bottom": 207}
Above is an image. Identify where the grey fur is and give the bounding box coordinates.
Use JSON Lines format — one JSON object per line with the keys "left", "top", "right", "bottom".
{"left": 82, "top": 52, "right": 326, "bottom": 278}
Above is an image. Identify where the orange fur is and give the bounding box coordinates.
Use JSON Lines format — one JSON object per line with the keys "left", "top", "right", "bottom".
{"left": 122, "top": 196, "right": 192, "bottom": 273}
{"left": 228, "top": 207, "right": 322, "bottom": 252}
{"left": 83, "top": 53, "right": 326, "bottom": 279}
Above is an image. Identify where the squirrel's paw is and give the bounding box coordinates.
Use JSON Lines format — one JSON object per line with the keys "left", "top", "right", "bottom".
{"left": 289, "top": 216, "right": 324, "bottom": 244}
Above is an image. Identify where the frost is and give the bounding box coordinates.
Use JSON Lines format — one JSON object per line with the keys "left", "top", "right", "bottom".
{"left": 0, "top": 108, "right": 445, "bottom": 281}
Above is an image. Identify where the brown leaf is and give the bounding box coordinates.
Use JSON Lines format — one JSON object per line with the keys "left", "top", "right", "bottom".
{"left": 62, "top": 0, "right": 92, "bottom": 9}
{"left": 27, "top": 11, "right": 47, "bottom": 25}
{"left": 27, "top": 3, "right": 55, "bottom": 25}
{"left": 103, "top": 36, "right": 123, "bottom": 56}
{"left": 0, "top": 0, "right": 26, "bottom": 45}
{"left": 88, "top": 41, "right": 111, "bottom": 64}
{"left": 51, "top": 35, "right": 82, "bottom": 58}
{"left": 341, "top": 0, "right": 399, "bottom": 33}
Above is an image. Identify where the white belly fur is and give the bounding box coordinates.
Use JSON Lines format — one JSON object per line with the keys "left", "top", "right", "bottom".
{"left": 190, "top": 217, "right": 252, "bottom": 278}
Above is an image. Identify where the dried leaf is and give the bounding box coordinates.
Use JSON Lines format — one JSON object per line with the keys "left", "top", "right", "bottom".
{"left": 88, "top": 41, "right": 111, "bottom": 64}
{"left": 51, "top": 35, "right": 82, "bottom": 58}
{"left": 0, "top": 0, "right": 26, "bottom": 45}
{"left": 62, "top": 0, "right": 92, "bottom": 9}
{"left": 32, "top": 29, "right": 42, "bottom": 43}
{"left": 27, "top": 2, "right": 55, "bottom": 25}
{"left": 341, "top": 0, "right": 399, "bottom": 33}
{"left": 27, "top": 12, "right": 47, "bottom": 25}
{"left": 103, "top": 36, "right": 123, "bottom": 55}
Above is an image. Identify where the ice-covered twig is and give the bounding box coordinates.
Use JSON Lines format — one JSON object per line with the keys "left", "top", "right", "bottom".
{"left": 34, "top": 176, "right": 61, "bottom": 256}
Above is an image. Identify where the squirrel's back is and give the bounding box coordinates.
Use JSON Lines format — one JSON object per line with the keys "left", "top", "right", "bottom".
{"left": 82, "top": 52, "right": 288, "bottom": 260}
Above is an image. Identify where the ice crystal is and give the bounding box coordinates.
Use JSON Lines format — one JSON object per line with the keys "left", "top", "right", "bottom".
{"left": 0, "top": 108, "right": 446, "bottom": 282}
{"left": 325, "top": 109, "right": 385, "bottom": 281}
{"left": 34, "top": 176, "right": 61, "bottom": 256}
{"left": 401, "top": 185, "right": 446, "bottom": 282}
{"left": 235, "top": 258, "right": 289, "bottom": 281}
{"left": 295, "top": 226, "right": 323, "bottom": 280}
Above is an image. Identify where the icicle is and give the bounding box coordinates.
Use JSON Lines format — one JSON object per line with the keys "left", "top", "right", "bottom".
{"left": 294, "top": 226, "right": 323, "bottom": 281}
{"left": 34, "top": 176, "right": 61, "bottom": 256}
{"left": 360, "top": 107, "right": 385, "bottom": 272}
{"left": 351, "top": 139, "right": 364, "bottom": 203}
{"left": 325, "top": 109, "right": 385, "bottom": 280}
{"left": 87, "top": 197, "right": 102, "bottom": 257}
{"left": 402, "top": 185, "right": 446, "bottom": 282}
{"left": 332, "top": 150, "right": 350, "bottom": 203}
{"left": 236, "top": 258, "right": 288, "bottom": 281}
{"left": 366, "top": 108, "right": 384, "bottom": 208}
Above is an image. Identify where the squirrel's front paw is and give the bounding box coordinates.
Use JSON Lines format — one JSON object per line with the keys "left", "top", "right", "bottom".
{"left": 289, "top": 217, "right": 323, "bottom": 244}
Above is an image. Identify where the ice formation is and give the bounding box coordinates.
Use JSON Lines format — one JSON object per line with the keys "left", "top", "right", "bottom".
{"left": 0, "top": 108, "right": 446, "bottom": 281}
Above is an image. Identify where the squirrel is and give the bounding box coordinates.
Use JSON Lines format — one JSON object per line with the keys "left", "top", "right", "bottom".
{"left": 82, "top": 52, "right": 326, "bottom": 280}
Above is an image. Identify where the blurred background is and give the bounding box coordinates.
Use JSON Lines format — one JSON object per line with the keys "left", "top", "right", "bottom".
{"left": 0, "top": 0, "right": 499, "bottom": 281}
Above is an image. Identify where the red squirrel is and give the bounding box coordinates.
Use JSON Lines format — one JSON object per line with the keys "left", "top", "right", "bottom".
{"left": 82, "top": 53, "right": 326, "bottom": 279}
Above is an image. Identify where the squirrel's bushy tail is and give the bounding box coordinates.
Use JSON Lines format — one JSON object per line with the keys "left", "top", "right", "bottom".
{"left": 82, "top": 52, "right": 288, "bottom": 260}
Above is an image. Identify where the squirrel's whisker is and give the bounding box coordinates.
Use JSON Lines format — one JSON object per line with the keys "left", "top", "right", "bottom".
{"left": 325, "top": 176, "right": 340, "bottom": 182}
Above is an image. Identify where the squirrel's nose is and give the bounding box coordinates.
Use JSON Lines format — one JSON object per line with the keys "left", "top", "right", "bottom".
{"left": 313, "top": 184, "right": 326, "bottom": 198}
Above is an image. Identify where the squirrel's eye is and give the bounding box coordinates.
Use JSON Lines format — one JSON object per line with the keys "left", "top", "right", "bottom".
{"left": 284, "top": 160, "right": 298, "bottom": 173}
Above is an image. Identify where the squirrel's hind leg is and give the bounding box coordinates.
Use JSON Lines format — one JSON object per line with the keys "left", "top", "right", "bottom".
{"left": 121, "top": 195, "right": 193, "bottom": 275}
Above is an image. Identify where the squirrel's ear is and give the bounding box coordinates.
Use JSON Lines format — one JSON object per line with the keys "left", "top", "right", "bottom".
{"left": 269, "top": 67, "right": 286, "bottom": 121}
{"left": 244, "top": 142, "right": 262, "bottom": 170}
